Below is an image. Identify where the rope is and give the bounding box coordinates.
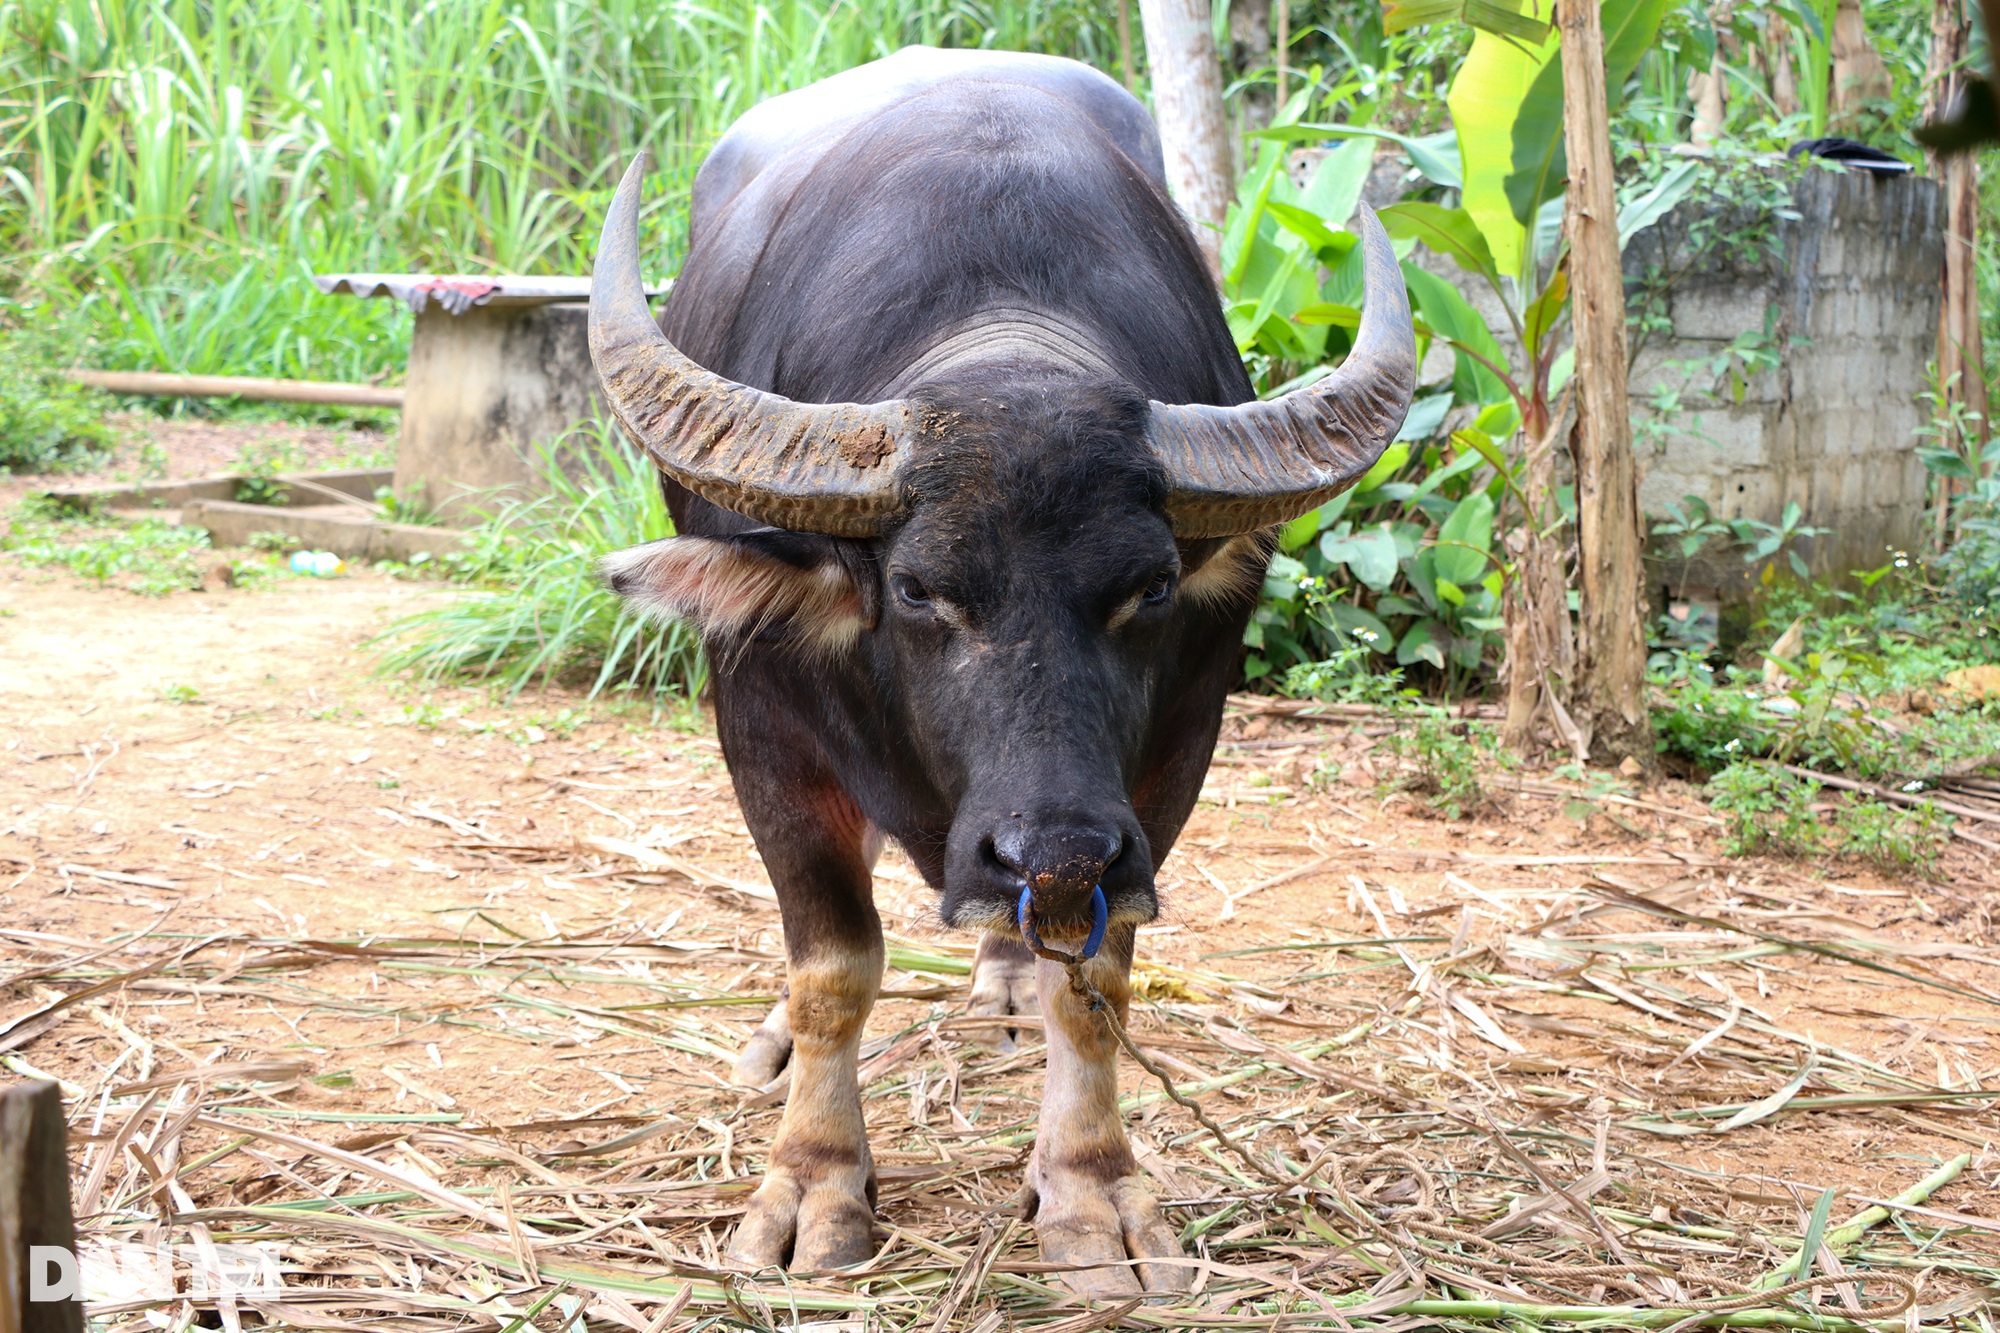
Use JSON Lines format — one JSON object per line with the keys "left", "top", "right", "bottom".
{"left": 1054, "top": 958, "right": 1919, "bottom": 1318}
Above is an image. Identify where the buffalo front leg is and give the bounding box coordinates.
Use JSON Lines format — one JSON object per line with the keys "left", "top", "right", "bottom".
{"left": 730, "top": 941, "right": 882, "bottom": 1270}
{"left": 1021, "top": 928, "right": 1189, "bottom": 1296}
{"left": 726, "top": 790, "right": 883, "bottom": 1271}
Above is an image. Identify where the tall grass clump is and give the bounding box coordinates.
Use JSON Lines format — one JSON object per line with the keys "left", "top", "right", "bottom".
{"left": 373, "top": 422, "right": 705, "bottom": 702}
{"left": 0, "top": 319, "right": 115, "bottom": 471}
{"left": 1, "top": 0, "right": 1125, "bottom": 383}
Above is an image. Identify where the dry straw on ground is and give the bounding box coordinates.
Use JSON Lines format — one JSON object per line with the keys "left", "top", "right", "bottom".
{"left": 2, "top": 572, "right": 1996, "bottom": 1332}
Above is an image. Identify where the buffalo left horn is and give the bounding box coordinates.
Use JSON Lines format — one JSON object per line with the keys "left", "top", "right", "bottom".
{"left": 1145, "top": 205, "right": 1418, "bottom": 538}
{"left": 588, "top": 153, "right": 922, "bottom": 538}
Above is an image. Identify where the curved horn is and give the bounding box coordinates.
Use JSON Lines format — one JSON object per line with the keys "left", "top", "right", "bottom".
{"left": 589, "top": 153, "right": 922, "bottom": 537}
{"left": 1146, "top": 205, "right": 1418, "bottom": 538}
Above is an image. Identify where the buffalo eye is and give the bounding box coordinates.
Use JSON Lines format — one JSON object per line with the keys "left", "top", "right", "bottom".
{"left": 1142, "top": 568, "right": 1177, "bottom": 605}
{"left": 890, "top": 573, "right": 933, "bottom": 611}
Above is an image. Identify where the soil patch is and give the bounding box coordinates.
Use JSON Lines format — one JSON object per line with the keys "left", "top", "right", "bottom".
{"left": 2, "top": 558, "right": 1995, "bottom": 1330}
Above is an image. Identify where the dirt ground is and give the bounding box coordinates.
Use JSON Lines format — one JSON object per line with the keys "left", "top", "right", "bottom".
{"left": 2, "top": 433, "right": 1997, "bottom": 1330}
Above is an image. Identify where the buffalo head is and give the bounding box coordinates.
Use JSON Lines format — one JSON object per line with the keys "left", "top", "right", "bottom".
{"left": 589, "top": 154, "right": 1414, "bottom": 942}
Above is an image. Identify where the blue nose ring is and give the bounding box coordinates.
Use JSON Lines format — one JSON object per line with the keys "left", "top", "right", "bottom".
{"left": 1017, "top": 884, "right": 1109, "bottom": 963}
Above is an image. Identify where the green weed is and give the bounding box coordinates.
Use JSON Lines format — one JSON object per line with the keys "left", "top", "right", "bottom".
{"left": 1708, "top": 761, "right": 1953, "bottom": 872}
{"left": 2, "top": 499, "right": 209, "bottom": 594}
{"left": 1833, "top": 798, "right": 1951, "bottom": 875}
{"left": 1382, "top": 711, "right": 1506, "bottom": 820}
{"left": 232, "top": 437, "right": 306, "bottom": 505}
{"left": 1708, "top": 762, "right": 1824, "bottom": 858}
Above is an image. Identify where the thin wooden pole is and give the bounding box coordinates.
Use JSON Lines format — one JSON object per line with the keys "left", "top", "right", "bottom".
{"left": 65, "top": 370, "right": 403, "bottom": 409}
{"left": 0, "top": 1081, "right": 82, "bottom": 1333}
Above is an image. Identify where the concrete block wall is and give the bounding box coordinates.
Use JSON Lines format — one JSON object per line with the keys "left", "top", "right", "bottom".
{"left": 1624, "top": 167, "right": 1943, "bottom": 593}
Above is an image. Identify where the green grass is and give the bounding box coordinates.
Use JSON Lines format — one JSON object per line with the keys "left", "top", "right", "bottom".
{"left": 1, "top": 0, "right": 1126, "bottom": 384}
{"left": 371, "top": 422, "right": 705, "bottom": 702}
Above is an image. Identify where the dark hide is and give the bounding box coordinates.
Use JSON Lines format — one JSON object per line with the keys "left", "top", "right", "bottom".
{"left": 612, "top": 62, "right": 1264, "bottom": 938}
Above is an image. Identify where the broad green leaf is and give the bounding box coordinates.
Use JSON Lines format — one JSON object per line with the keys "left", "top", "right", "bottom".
{"left": 1447, "top": 15, "right": 1559, "bottom": 281}
{"left": 1279, "top": 509, "right": 1323, "bottom": 553}
{"left": 1452, "top": 427, "right": 1509, "bottom": 474}
{"left": 1383, "top": 0, "right": 1463, "bottom": 32}
{"left": 1222, "top": 148, "right": 1290, "bottom": 286}
{"left": 1357, "top": 440, "right": 1411, "bottom": 492}
{"left": 1454, "top": 0, "right": 1666, "bottom": 275}
{"left": 1411, "top": 445, "right": 1488, "bottom": 500}
{"left": 1523, "top": 267, "right": 1568, "bottom": 360}
{"left": 1376, "top": 202, "right": 1499, "bottom": 282}
{"left": 1548, "top": 345, "right": 1575, "bottom": 396}
{"left": 1619, "top": 159, "right": 1701, "bottom": 247}
{"left": 1503, "top": 57, "right": 1567, "bottom": 231}
{"left": 1327, "top": 602, "right": 1396, "bottom": 654}
{"left": 1436, "top": 577, "right": 1467, "bottom": 607}
{"left": 1435, "top": 491, "right": 1496, "bottom": 586}
{"left": 1387, "top": 0, "right": 1551, "bottom": 39}
{"left": 1294, "top": 301, "right": 1360, "bottom": 327}
{"left": 1464, "top": 0, "right": 1554, "bottom": 39}
{"left": 1396, "top": 392, "right": 1454, "bottom": 442}
{"left": 1473, "top": 398, "right": 1522, "bottom": 437}
{"left": 1265, "top": 201, "right": 1346, "bottom": 255}
{"left": 1322, "top": 526, "right": 1402, "bottom": 591}
{"left": 1301, "top": 136, "right": 1376, "bottom": 226}
{"left": 1398, "top": 619, "right": 1448, "bottom": 669}
{"left": 1251, "top": 124, "right": 1463, "bottom": 190}
{"left": 1400, "top": 263, "right": 1512, "bottom": 407}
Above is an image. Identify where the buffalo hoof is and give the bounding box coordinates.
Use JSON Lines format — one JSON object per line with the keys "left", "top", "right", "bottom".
{"left": 967, "top": 932, "right": 1040, "bottom": 1052}
{"left": 732, "top": 997, "right": 792, "bottom": 1087}
{"left": 728, "top": 1158, "right": 879, "bottom": 1273}
{"left": 1022, "top": 1164, "right": 1190, "bottom": 1297}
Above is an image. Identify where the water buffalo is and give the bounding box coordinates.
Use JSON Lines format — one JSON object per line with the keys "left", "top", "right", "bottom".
{"left": 588, "top": 46, "right": 1414, "bottom": 1294}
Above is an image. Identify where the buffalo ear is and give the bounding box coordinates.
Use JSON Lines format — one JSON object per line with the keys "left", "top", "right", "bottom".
{"left": 1178, "top": 531, "right": 1274, "bottom": 609}
{"left": 600, "top": 531, "right": 876, "bottom": 652}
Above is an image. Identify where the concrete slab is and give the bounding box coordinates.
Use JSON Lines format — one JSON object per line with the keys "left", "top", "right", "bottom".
{"left": 34, "top": 468, "right": 394, "bottom": 512}
{"left": 181, "top": 499, "right": 469, "bottom": 563}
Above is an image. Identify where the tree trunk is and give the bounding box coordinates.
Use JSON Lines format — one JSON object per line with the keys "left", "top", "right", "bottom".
{"left": 1767, "top": 15, "right": 1800, "bottom": 116}
{"left": 1926, "top": 0, "right": 1989, "bottom": 545}
{"left": 1501, "top": 409, "right": 1582, "bottom": 761}
{"left": 1687, "top": 59, "right": 1727, "bottom": 146}
{"left": 1118, "top": 0, "right": 1135, "bottom": 91}
{"left": 1561, "top": 0, "right": 1654, "bottom": 766}
{"left": 1230, "top": 0, "right": 1275, "bottom": 146}
{"left": 1831, "top": 0, "right": 1893, "bottom": 113}
{"left": 1139, "top": 0, "right": 1235, "bottom": 278}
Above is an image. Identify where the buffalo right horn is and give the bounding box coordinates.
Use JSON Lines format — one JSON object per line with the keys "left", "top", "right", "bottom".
{"left": 588, "top": 153, "right": 923, "bottom": 538}
{"left": 1145, "top": 205, "right": 1418, "bottom": 539}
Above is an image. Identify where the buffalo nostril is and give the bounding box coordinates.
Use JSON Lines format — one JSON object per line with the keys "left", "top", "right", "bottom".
{"left": 988, "top": 829, "right": 1028, "bottom": 876}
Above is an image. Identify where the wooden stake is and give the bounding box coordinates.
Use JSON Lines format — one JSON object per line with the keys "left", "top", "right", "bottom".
{"left": 0, "top": 1081, "right": 82, "bottom": 1333}
{"left": 1561, "top": 0, "right": 1654, "bottom": 766}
